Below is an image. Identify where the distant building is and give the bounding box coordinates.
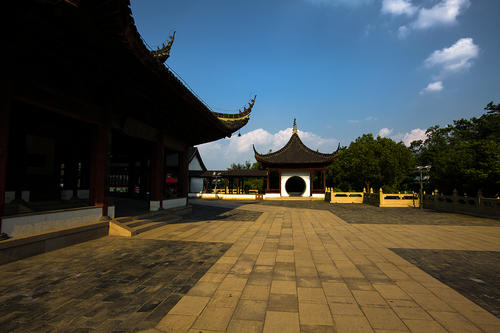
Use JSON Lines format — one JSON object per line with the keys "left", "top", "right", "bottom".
{"left": 254, "top": 120, "right": 337, "bottom": 198}
{"left": 1, "top": 0, "right": 254, "bottom": 237}
{"left": 188, "top": 147, "right": 207, "bottom": 193}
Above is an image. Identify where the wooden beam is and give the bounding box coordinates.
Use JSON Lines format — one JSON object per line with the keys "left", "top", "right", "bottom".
{"left": 0, "top": 81, "right": 11, "bottom": 233}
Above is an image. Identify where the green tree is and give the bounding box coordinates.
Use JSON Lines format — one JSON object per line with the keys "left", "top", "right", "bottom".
{"left": 326, "top": 134, "right": 415, "bottom": 192}
{"left": 411, "top": 102, "right": 500, "bottom": 196}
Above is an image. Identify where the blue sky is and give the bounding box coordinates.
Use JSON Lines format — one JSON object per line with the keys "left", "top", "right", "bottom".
{"left": 131, "top": 0, "right": 500, "bottom": 169}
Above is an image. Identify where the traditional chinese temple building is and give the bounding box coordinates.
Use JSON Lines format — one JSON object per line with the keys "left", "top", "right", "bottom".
{"left": 1, "top": 0, "right": 254, "bottom": 237}
{"left": 254, "top": 120, "right": 337, "bottom": 198}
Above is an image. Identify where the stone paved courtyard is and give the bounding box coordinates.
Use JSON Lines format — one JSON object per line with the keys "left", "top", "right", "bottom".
{"left": 1, "top": 200, "right": 499, "bottom": 332}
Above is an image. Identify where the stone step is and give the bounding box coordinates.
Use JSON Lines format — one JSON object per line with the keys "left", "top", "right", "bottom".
{"left": 131, "top": 221, "right": 168, "bottom": 235}
{"left": 122, "top": 219, "right": 151, "bottom": 228}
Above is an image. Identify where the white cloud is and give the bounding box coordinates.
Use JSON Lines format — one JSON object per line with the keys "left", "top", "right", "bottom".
{"left": 420, "top": 81, "right": 443, "bottom": 94}
{"left": 388, "top": 0, "right": 470, "bottom": 38}
{"left": 401, "top": 128, "right": 427, "bottom": 146}
{"left": 378, "top": 128, "right": 393, "bottom": 137}
{"left": 397, "top": 25, "right": 410, "bottom": 39}
{"left": 424, "top": 38, "right": 479, "bottom": 75}
{"left": 412, "top": 0, "right": 470, "bottom": 30}
{"left": 389, "top": 128, "right": 428, "bottom": 146}
{"left": 197, "top": 128, "right": 339, "bottom": 169}
{"left": 382, "top": 0, "right": 417, "bottom": 16}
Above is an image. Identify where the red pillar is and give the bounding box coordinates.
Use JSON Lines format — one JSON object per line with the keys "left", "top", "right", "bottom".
{"left": 178, "top": 150, "right": 189, "bottom": 198}
{"left": 322, "top": 169, "right": 326, "bottom": 191}
{"left": 151, "top": 141, "right": 164, "bottom": 207}
{"left": 266, "top": 168, "right": 270, "bottom": 193}
{"left": 279, "top": 170, "right": 282, "bottom": 195}
{"left": 0, "top": 88, "right": 10, "bottom": 233}
{"left": 310, "top": 169, "right": 313, "bottom": 196}
{"left": 90, "top": 126, "right": 109, "bottom": 217}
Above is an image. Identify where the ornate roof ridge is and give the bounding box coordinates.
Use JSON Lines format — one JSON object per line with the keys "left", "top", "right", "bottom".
{"left": 254, "top": 132, "right": 336, "bottom": 159}
{"left": 150, "top": 31, "right": 175, "bottom": 63}
{"left": 212, "top": 95, "right": 256, "bottom": 121}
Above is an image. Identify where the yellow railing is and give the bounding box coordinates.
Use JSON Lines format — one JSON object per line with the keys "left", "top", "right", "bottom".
{"left": 330, "top": 192, "right": 364, "bottom": 204}
{"left": 325, "top": 187, "right": 418, "bottom": 207}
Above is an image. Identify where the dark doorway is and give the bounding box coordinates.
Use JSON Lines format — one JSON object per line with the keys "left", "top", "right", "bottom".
{"left": 285, "top": 176, "right": 306, "bottom": 196}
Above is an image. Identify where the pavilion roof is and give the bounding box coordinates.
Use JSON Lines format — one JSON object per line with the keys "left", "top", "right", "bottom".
{"left": 14, "top": 0, "right": 254, "bottom": 146}
{"left": 254, "top": 121, "right": 338, "bottom": 166}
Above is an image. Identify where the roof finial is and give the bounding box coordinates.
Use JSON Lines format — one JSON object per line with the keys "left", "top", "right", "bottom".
{"left": 293, "top": 118, "right": 297, "bottom": 134}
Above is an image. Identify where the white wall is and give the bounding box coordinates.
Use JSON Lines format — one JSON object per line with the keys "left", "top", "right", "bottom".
{"left": 190, "top": 177, "right": 204, "bottom": 193}
{"left": 161, "top": 197, "right": 187, "bottom": 209}
{"left": 2, "top": 206, "right": 113, "bottom": 238}
{"left": 280, "top": 171, "right": 310, "bottom": 197}
{"left": 189, "top": 156, "right": 203, "bottom": 171}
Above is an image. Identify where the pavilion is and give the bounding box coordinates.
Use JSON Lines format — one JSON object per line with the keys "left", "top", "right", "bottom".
{"left": 254, "top": 120, "right": 338, "bottom": 198}
{"left": 1, "top": 0, "right": 254, "bottom": 237}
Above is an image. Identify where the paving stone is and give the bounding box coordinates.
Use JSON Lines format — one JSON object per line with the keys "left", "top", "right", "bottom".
{"left": 233, "top": 299, "right": 267, "bottom": 321}
{"left": 361, "top": 306, "right": 407, "bottom": 330}
{"left": 298, "top": 287, "right": 328, "bottom": 304}
{"left": 372, "top": 283, "right": 411, "bottom": 300}
{"left": 219, "top": 275, "right": 248, "bottom": 291}
{"left": 226, "top": 319, "right": 263, "bottom": 333}
{"left": 267, "top": 293, "right": 299, "bottom": 312}
{"left": 322, "top": 282, "right": 352, "bottom": 297}
{"left": 263, "top": 311, "right": 300, "bottom": 333}
{"left": 328, "top": 302, "right": 364, "bottom": 316}
{"left": 156, "top": 314, "right": 197, "bottom": 332}
{"left": 332, "top": 314, "right": 374, "bottom": 333}
{"left": 191, "top": 305, "right": 234, "bottom": 331}
{"left": 300, "top": 324, "right": 336, "bottom": 332}
{"left": 168, "top": 296, "right": 210, "bottom": 316}
{"left": 0, "top": 237, "right": 229, "bottom": 332}
{"left": 271, "top": 280, "right": 297, "bottom": 295}
{"left": 402, "top": 319, "right": 447, "bottom": 333}
{"left": 391, "top": 249, "right": 500, "bottom": 318}
{"left": 352, "top": 291, "right": 387, "bottom": 307}
{"left": 241, "top": 284, "right": 270, "bottom": 301}
{"left": 299, "top": 303, "right": 334, "bottom": 326}
{"left": 429, "top": 311, "right": 482, "bottom": 333}
{"left": 208, "top": 290, "right": 241, "bottom": 308}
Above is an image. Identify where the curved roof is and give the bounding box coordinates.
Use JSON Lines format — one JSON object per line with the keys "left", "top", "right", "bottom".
{"left": 254, "top": 131, "right": 338, "bottom": 166}
{"left": 36, "top": 0, "right": 253, "bottom": 144}
{"left": 115, "top": 1, "right": 255, "bottom": 140}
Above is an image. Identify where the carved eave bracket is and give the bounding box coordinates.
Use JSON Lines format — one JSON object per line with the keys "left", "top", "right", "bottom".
{"left": 213, "top": 95, "right": 257, "bottom": 122}
{"left": 151, "top": 31, "right": 176, "bottom": 63}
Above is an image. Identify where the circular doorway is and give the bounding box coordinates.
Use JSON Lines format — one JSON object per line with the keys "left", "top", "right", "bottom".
{"left": 285, "top": 176, "right": 306, "bottom": 196}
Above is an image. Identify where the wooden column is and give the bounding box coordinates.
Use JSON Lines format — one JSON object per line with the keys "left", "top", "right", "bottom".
{"left": 89, "top": 126, "right": 109, "bottom": 216}
{"left": 266, "top": 169, "right": 270, "bottom": 193}
{"left": 279, "top": 170, "right": 282, "bottom": 195}
{"left": 310, "top": 169, "right": 313, "bottom": 196}
{"left": 322, "top": 169, "right": 326, "bottom": 191}
{"left": 178, "top": 150, "right": 189, "bottom": 197}
{"left": 150, "top": 141, "right": 164, "bottom": 206}
{"left": 0, "top": 84, "right": 10, "bottom": 233}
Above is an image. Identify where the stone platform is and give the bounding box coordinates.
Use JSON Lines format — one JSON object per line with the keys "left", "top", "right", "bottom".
{"left": 0, "top": 200, "right": 499, "bottom": 332}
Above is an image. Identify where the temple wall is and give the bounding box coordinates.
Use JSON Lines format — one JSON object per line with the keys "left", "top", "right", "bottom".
{"left": 190, "top": 177, "right": 204, "bottom": 193}
{"left": 280, "top": 171, "right": 310, "bottom": 197}
{"left": 2, "top": 206, "right": 114, "bottom": 238}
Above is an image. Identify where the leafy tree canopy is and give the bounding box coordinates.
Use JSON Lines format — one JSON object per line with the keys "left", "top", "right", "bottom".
{"left": 326, "top": 134, "right": 415, "bottom": 192}
{"left": 411, "top": 102, "right": 500, "bottom": 196}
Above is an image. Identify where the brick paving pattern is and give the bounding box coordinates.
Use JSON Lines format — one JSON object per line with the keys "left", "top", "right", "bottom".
{"left": 257, "top": 200, "right": 500, "bottom": 226}
{"left": 0, "top": 237, "right": 230, "bottom": 332}
{"left": 1, "top": 200, "right": 500, "bottom": 332}
{"left": 391, "top": 249, "right": 500, "bottom": 318}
